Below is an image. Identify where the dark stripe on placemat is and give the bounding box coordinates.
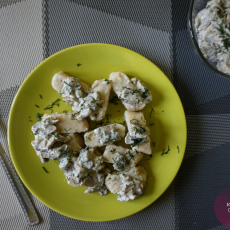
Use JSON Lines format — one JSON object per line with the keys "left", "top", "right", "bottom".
{"left": 174, "top": 142, "right": 230, "bottom": 230}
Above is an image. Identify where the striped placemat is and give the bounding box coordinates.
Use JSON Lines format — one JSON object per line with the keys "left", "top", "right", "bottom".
{"left": 1, "top": 0, "right": 230, "bottom": 229}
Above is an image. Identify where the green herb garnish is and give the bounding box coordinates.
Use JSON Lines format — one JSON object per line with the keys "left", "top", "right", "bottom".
{"left": 151, "top": 141, "right": 155, "bottom": 147}
{"left": 131, "top": 138, "right": 143, "bottom": 147}
{"left": 161, "top": 146, "right": 170, "bottom": 156}
{"left": 104, "top": 79, "right": 112, "bottom": 84}
{"left": 149, "top": 123, "right": 154, "bottom": 126}
{"left": 128, "top": 152, "right": 134, "bottom": 160}
{"left": 106, "top": 114, "right": 111, "bottom": 123}
{"left": 141, "top": 88, "right": 149, "bottom": 99}
{"left": 44, "top": 99, "right": 60, "bottom": 112}
{"left": 71, "top": 113, "right": 78, "bottom": 120}
{"left": 63, "top": 110, "right": 68, "bottom": 114}
{"left": 109, "top": 95, "right": 119, "bottom": 105}
{"left": 29, "top": 120, "right": 33, "bottom": 122}
{"left": 92, "top": 113, "right": 98, "bottom": 119}
{"left": 36, "top": 113, "right": 43, "bottom": 121}
{"left": 177, "top": 146, "right": 180, "bottom": 153}
{"left": 63, "top": 81, "right": 72, "bottom": 87}
{"left": 64, "top": 128, "right": 72, "bottom": 132}
{"left": 110, "top": 148, "right": 116, "bottom": 154}
{"left": 35, "top": 105, "right": 39, "bottom": 108}
{"left": 40, "top": 95, "right": 42, "bottom": 99}
{"left": 146, "top": 154, "right": 152, "bottom": 161}
{"left": 76, "top": 63, "right": 81, "bottom": 67}
{"left": 42, "top": 167, "right": 48, "bottom": 173}
{"left": 149, "top": 108, "right": 154, "bottom": 118}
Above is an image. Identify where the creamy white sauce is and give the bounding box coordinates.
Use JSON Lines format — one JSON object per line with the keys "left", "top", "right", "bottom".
{"left": 105, "top": 166, "right": 147, "bottom": 202}
{"left": 195, "top": 0, "right": 230, "bottom": 74}
{"left": 31, "top": 117, "right": 71, "bottom": 162}
{"left": 109, "top": 72, "right": 152, "bottom": 111}
{"left": 124, "top": 111, "right": 151, "bottom": 154}
{"left": 117, "top": 174, "right": 145, "bottom": 202}
{"left": 61, "top": 148, "right": 109, "bottom": 195}
{"left": 61, "top": 77, "right": 89, "bottom": 105}
{"left": 72, "top": 92, "right": 104, "bottom": 121}
{"left": 84, "top": 124, "right": 126, "bottom": 147}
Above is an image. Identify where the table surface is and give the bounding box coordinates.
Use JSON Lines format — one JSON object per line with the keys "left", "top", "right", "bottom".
{"left": 1, "top": 0, "right": 230, "bottom": 229}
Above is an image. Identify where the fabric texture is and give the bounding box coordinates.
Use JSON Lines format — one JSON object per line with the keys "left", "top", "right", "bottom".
{"left": 1, "top": 0, "right": 230, "bottom": 229}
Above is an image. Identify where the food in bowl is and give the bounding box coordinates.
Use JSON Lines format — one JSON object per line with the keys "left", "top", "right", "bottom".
{"left": 195, "top": 0, "right": 230, "bottom": 74}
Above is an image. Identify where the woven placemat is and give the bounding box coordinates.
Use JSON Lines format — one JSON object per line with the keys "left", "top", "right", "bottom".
{"left": 1, "top": 0, "right": 230, "bottom": 229}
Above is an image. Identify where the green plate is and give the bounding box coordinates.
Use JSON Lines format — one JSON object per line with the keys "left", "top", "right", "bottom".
{"left": 8, "top": 43, "right": 186, "bottom": 222}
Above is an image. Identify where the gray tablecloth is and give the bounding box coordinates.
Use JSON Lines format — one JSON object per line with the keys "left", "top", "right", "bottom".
{"left": 1, "top": 0, "right": 230, "bottom": 229}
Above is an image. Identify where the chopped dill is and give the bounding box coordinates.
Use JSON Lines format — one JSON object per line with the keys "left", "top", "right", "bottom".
{"left": 42, "top": 167, "right": 48, "bottom": 173}
{"left": 141, "top": 88, "right": 149, "bottom": 99}
{"left": 161, "top": 146, "right": 170, "bottom": 156}
{"left": 128, "top": 152, "right": 134, "bottom": 160}
{"left": 63, "top": 81, "right": 72, "bottom": 87}
{"left": 40, "top": 95, "right": 42, "bottom": 99}
{"left": 36, "top": 113, "right": 43, "bottom": 121}
{"left": 112, "top": 176, "right": 119, "bottom": 182}
{"left": 109, "top": 95, "right": 119, "bottom": 105}
{"left": 149, "top": 108, "right": 154, "bottom": 118}
{"left": 146, "top": 154, "right": 152, "bottom": 161}
{"left": 177, "top": 146, "right": 180, "bottom": 153}
{"left": 64, "top": 128, "right": 72, "bottom": 132}
{"left": 63, "top": 110, "right": 68, "bottom": 114}
{"left": 29, "top": 120, "right": 33, "bottom": 122}
{"left": 71, "top": 113, "right": 78, "bottom": 120}
{"left": 106, "top": 114, "right": 111, "bottom": 123}
{"left": 110, "top": 148, "right": 116, "bottom": 154}
{"left": 104, "top": 79, "right": 113, "bottom": 84}
{"left": 35, "top": 105, "right": 39, "bottom": 108}
{"left": 44, "top": 99, "right": 60, "bottom": 112}
{"left": 76, "top": 63, "right": 81, "bottom": 67}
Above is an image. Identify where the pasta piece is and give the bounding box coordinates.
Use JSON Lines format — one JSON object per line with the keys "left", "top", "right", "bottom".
{"left": 43, "top": 112, "right": 89, "bottom": 133}
{"left": 105, "top": 166, "right": 147, "bottom": 202}
{"left": 109, "top": 72, "right": 152, "bottom": 111}
{"left": 103, "top": 145, "right": 143, "bottom": 171}
{"left": 84, "top": 124, "right": 125, "bottom": 147}
{"left": 124, "top": 110, "right": 152, "bottom": 155}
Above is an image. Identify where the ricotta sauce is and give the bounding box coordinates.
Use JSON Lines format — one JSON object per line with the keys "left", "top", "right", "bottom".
{"left": 61, "top": 148, "right": 109, "bottom": 195}
{"left": 195, "top": 0, "right": 230, "bottom": 74}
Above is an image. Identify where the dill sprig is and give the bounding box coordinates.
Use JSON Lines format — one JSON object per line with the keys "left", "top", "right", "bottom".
{"left": 149, "top": 108, "right": 154, "bottom": 118}
{"left": 63, "top": 81, "right": 72, "bottom": 87}
{"left": 110, "top": 148, "right": 116, "bottom": 154}
{"left": 146, "top": 154, "right": 152, "bottom": 161}
{"left": 36, "top": 112, "right": 43, "bottom": 121}
{"left": 161, "top": 146, "right": 170, "bottom": 156}
{"left": 109, "top": 95, "right": 120, "bottom": 105}
{"left": 44, "top": 99, "right": 60, "bottom": 113}
{"left": 104, "top": 79, "right": 113, "bottom": 84}
{"left": 42, "top": 167, "right": 48, "bottom": 173}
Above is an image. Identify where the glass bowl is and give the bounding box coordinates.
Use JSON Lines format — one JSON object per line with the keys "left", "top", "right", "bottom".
{"left": 187, "top": 0, "right": 230, "bottom": 79}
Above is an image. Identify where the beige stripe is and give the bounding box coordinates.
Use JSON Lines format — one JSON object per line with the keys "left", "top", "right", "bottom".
{"left": 0, "top": 0, "right": 43, "bottom": 91}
